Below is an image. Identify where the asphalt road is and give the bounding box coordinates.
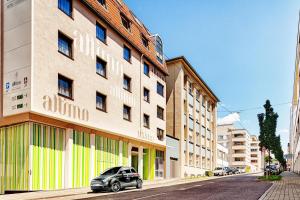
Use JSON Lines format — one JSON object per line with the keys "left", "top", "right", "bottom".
{"left": 82, "top": 174, "right": 272, "bottom": 200}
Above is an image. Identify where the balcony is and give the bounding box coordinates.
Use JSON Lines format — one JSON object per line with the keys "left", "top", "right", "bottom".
{"left": 232, "top": 137, "right": 246, "bottom": 142}
{"left": 232, "top": 153, "right": 247, "bottom": 158}
{"left": 232, "top": 161, "right": 247, "bottom": 166}
{"left": 232, "top": 145, "right": 247, "bottom": 150}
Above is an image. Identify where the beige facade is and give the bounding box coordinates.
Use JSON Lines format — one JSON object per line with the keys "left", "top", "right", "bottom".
{"left": 217, "top": 124, "right": 261, "bottom": 172}
{"left": 165, "top": 56, "right": 219, "bottom": 178}
{"left": 0, "top": 0, "right": 169, "bottom": 193}
{"left": 250, "top": 135, "right": 262, "bottom": 172}
{"left": 290, "top": 17, "right": 300, "bottom": 173}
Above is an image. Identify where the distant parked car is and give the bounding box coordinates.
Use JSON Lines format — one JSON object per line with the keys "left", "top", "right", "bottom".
{"left": 90, "top": 166, "right": 143, "bottom": 192}
{"left": 224, "top": 167, "right": 233, "bottom": 175}
{"left": 265, "top": 165, "right": 279, "bottom": 174}
{"left": 231, "top": 167, "right": 240, "bottom": 174}
{"left": 213, "top": 167, "right": 227, "bottom": 176}
{"left": 238, "top": 167, "right": 246, "bottom": 173}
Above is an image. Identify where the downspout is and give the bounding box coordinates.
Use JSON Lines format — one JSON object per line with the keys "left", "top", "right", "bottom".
{"left": 140, "top": 54, "right": 144, "bottom": 135}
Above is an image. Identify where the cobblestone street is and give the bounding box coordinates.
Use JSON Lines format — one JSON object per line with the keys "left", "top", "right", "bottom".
{"left": 259, "top": 172, "right": 300, "bottom": 200}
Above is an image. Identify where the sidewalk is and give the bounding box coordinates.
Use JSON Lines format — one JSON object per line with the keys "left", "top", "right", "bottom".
{"left": 0, "top": 173, "right": 258, "bottom": 200}
{"left": 259, "top": 171, "right": 300, "bottom": 200}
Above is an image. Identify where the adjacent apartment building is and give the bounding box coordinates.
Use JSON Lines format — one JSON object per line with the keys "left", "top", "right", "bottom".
{"left": 290, "top": 17, "right": 300, "bottom": 174}
{"left": 250, "top": 135, "right": 262, "bottom": 172}
{"left": 0, "top": 0, "right": 168, "bottom": 193}
{"left": 217, "top": 124, "right": 261, "bottom": 172}
{"left": 165, "top": 56, "right": 219, "bottom": 178}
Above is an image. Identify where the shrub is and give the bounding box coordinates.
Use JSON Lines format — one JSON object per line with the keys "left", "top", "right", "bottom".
{"left": 205, "top": 171, "right": 213, "bottom": 177}
{"left": 258, "top": 175, "right": 282, "bottom": 181}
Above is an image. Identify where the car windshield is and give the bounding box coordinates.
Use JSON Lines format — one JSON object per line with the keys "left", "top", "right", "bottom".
{"left": 215, "top": 167, "right": 223, "bottom": 170}
{"left": 101, "top": 167, "right": 121, "bottom": 176}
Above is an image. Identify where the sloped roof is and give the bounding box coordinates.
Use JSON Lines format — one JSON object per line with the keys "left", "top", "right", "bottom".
{"left": 81, "top": 0, "right": 168, "bottom": 75}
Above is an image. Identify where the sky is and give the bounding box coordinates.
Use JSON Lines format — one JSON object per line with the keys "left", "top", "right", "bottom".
{"left": 124, "top": 0, "right": 300, "bottom": 153}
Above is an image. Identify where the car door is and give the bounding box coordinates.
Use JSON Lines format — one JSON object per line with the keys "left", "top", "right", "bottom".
{"left": 130, "top": 168, "right": 139, "bottom": 186}
{"left": 120, "top": 169, "right": 132, "bottom": 187}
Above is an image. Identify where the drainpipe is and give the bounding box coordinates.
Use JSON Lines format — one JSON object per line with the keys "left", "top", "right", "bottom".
{"left": 140, "top": 54, "right": 144, "bottom": 135}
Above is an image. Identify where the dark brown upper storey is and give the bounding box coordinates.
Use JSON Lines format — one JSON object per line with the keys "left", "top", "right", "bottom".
{"left": 81, "top": 0, "right": 168, "bottom": 75}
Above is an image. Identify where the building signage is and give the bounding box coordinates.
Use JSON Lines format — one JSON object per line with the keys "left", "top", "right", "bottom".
{"left": 138, "top": 130, "right": 155, "bottom": 141}
{"left": 43, "top": 94, "right": 89, "bottom": 122}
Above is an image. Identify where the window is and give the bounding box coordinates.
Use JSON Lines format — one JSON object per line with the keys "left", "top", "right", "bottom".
{"left": 143, "top": 88, "right": 150, "bottom": 103}
{"left": 96, "top": 92, "right": 106, "bottom": 112}
{"left": 123, "top": 105, "right": 131, "bottom": 121}
{"left": 155, "top": 35, "right": 164, "bottom": 64}
{"left": 58, "top": 32, "right": 73, "bottom": 58}
{"left": 144, "top": 63, "right": 150, "bottom": 76}
{"left": 58, "top": 0, "right": 72, "bottom": 17}
{"left": 157, "top": 82, "right": 164, "bottom": 97}
{"left": 141, "top": 35, "right": 149, "bottom": 49}
{"left": 123, "top": 45, "right": 131, "bottom": 62}
{"left": 96, "top": 23, "right": 106, "bottom": 43}
{"left": 58, "top": 74, "right": 73, "bottom": 99}
{"left": 143, "top": 114, "right": 150, "bottom": 128}
{"left": 96, "top": 57, "right": 107, "bottom": 77}
{"left": 121, "top": 13, "right": 131, "bottom": 31}
{"left": 97, "top": 0, "right": 106, "bottom": 6}
{"left": 157, "top": 128, "right": 164, "bottom": 141}
{"left": 157, "top": 106, "right": 164, "bottom": 120}
{"left": 123, "top": 75, "right": 131, "bottom": 92}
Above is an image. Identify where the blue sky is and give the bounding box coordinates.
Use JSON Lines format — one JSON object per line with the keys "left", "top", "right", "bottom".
{"left": 124, "top": 0, "right": 300, "bottom": 153}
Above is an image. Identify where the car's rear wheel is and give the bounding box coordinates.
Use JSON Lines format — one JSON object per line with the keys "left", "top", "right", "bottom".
{"left": 111, "top": 182, "right": 121, "bottom": 192}
{"left": 136, "top": 179, "right": 142, "bottom": 189}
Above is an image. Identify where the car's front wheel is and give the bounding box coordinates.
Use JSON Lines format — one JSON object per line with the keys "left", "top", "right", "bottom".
{"left": 111, "top": 182, "right": 121, "bottom": 192}
{"left": 136, "top": 179, "right": 142, "bottom": 189}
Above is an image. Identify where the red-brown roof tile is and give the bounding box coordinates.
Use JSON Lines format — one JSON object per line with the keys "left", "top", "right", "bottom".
{"left": 81, "top": 0, "right": 168, "bottom": 75}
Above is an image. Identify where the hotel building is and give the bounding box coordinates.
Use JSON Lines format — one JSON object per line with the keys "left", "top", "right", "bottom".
{"left": 0, "top": 0, "right": 168, "bottom": 194}
{"left": 165, "top": 56, "right": 219, "bottom": 178}
{"left": 290, "top": 17, "right": 300, "bottom": 174}
{"left": 217, "top": 124, "right": 261, "bottom": 172}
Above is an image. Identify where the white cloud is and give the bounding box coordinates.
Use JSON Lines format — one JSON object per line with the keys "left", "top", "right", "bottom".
{"left": 217, "top": 113, "right": 240, "bottom": 125}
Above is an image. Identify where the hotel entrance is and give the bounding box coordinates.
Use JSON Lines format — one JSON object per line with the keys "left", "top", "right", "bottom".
{"left": 131, "top": 147, "right": 139, "bottom": 173}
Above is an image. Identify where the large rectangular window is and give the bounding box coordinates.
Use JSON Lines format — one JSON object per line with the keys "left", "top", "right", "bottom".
{"left": 144, "top": 63, "right": 150, "bottom": 76}
{"left": 96, "top": 92, "right": 106, "bottom": 112}
{"left": 157, "top": 82, "right": 164, "bottom": 97}
{"left": 143, "top": 88, "right": 150, "bottom": 103}
{"left": 123, "top": 75, "right": 131, "bottom": 92}
{"left": 58, "top": 32, "right": 73, "bottom": 58}
{"left": 58, "top": 74, "right": 73, "bottom": 99}
{"left": 96, "top": 22, "right": 106, "bottom": 43}
{"left": 157, "top": 128, "right": 164, "bottom": 141}
{"left": 96, "top": 57, "right": 107, "bottom": 78}
{"left": 123, "top": 105, "right": 131, "bottom": 121}
{"left": 123, "top": 45, "right": 131, "bottom": 62}
{"left": 157, "top": 106, "right": 164, "bottom": 120}
{"left": 143, "top": 114, "right": 150, "bottom": 128}
{"left": 58, "top": 0, "right": 72, "bottom": 17}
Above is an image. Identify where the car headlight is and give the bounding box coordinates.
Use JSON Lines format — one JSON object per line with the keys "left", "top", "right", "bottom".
{"left": 102, "top": 178, "right": 109, "bottom": 183}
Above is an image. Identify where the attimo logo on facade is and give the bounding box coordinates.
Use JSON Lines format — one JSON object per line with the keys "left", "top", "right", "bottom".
{"left": 43, "top": 94, "right": 89, "bottom": 121}
{"left": 73, "top": 30, "right": 136, "bottom": 108}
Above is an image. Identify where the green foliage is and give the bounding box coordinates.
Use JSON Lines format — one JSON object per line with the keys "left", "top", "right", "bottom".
{"left": 257, "top": 100, "right": 285, "bottom": 166}
{"left": 205, "top": 171, "right": 213, "bottom": 177}
{"left": 265, "top": 155, "right": 272, "bottom": 163}
{"left": 258, "top": 175, "right": 282, "bottom": 181}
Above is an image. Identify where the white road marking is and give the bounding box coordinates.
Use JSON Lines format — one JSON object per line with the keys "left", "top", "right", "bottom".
{"left": 177, "top": 184, "right": 203, "bottom": 191}
{"left": 133, "top": 193, "right": 167, "bottom": 200}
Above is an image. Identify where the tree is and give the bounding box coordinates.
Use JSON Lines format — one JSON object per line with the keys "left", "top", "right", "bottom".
{"left": 257, "top": 100, "right": 279, "bottom": 174}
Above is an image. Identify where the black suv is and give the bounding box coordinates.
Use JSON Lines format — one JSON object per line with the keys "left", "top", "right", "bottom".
{"left": 90, "top": 166, "right": 143, "bottom": 192}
